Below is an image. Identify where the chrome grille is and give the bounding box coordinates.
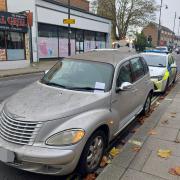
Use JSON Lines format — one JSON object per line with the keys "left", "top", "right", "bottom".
{"left": 0, "top": 110, "right": 42, "bottom": 145}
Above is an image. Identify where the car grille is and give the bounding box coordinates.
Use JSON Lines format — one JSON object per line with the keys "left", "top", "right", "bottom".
{"left": 0, "top": 110, "right": 43, "bottom": 145}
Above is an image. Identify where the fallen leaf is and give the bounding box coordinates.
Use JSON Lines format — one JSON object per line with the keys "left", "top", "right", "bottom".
{"left": 120, "top": 140, "right": 126, "bottom": 145}
{"left": 161, "top": 120, "right": 169, "bottom": 125}
{"left": 175, "top": 139, "right": 180, "bottom": 143}
{"left": 100, "top": 156, "right": 108, "bottom": 167}
{"left": 171, "top": 115, "right": 176, "bottom": 118}
{"left": 148, "top": 129, "right": 157, "bottom": 135}
{"left": 169, "top": 168, "right": 177, "bottom": 176}
{"left": 170, "top": 112, "right": 177, "bottom": 115}
{"left": 157, "top": 149, "right": 171, "bottom": 158}
{"left": 109, "top": 147, "right": 121, "bottom": 157}
{"left": 128, "top": 140, "right": 142, "bottom": 146}
{"left": 132, "top": 146, "right": 141, "bottom": 152}
{"left": 169, "top": 167, "right": 180, "bottom": 176}
{"left": 138, "top": 117, "right": 145, "bottom": 125}
{"left": 84, "top": 173, "right": 96, "bottom": 180}
{"left": 131, "top": 128, "right": 139, "bottom": 133}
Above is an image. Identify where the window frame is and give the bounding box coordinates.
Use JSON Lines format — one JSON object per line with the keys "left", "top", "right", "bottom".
{"left": 116, "top": 60, "right": 133, "bottom": 88}
{"left": 130, "top": 57, "right": 145, "bottom": 82}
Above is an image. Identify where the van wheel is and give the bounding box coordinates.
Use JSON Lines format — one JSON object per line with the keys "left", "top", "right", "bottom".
{"left": 142, "top": 92, "right": 152, "bottom": 115}
{"left": 77, "top": 130, "right": 106, "bottom": 175}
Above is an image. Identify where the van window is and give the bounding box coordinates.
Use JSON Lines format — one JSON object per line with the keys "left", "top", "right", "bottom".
{"left": 141, "top": 57, "right": 149, "bottom": 74}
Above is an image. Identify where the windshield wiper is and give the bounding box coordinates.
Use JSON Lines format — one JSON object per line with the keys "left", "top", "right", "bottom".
{"left": 158, "top": 64, "right": 164, "bottom": 67}
{"left": 44, "top": 82, "right": 68, "bottom": 89}
{"left": 70, "top": 87, "right": 105, "bottom": 92}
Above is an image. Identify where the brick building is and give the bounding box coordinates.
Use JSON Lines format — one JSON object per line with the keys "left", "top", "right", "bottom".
{"left": 143, "top": 22, "right": 174, "bottom": 47}
{"left": 54, "top": 0, "right": 89, "bottom": 11}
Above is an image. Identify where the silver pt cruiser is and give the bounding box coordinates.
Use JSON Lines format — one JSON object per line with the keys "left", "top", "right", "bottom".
{"left": 0, "top": 50, "right": 154, "bottom": 175}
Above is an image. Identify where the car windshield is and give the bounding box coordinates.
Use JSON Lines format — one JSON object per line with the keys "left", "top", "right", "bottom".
{"left": 41, "top": 59, "right": 114, "bottom": 92}
{"left": 142, "top": 55, "right": 167, "bottom": 67}
{"left": 156, "top": 47, "right": 167, "bottom": 51}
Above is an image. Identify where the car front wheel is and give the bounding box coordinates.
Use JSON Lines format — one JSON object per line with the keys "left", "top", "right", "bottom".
{"left": 78, "top": 130, "right": 106, "bottom": 175}
{"left": 142, "top": 92, "right": 152, "bottom": 115}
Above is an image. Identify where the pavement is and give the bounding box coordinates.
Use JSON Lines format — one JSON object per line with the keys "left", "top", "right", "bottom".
{"left": 0, "top": 60, "right": 57, "bottom": 78}
{"left": 97, "top": 79, "right": 180, "bottom": 180}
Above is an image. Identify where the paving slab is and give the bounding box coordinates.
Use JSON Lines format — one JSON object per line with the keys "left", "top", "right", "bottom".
{"left": 130, "top": 146, "right": 152, "bottom": 171}
{"left": 152, "top": 126, "right": 179, "bottom": 141}
{"left": 158, "top": 113, "right": 180, "bottom": 129}
{"left": 143, "top": 151, "right": 180, "bottom": 180}
{"left": 143, "top": 137, "right": 180, "bottom": 157}
{"left": 96, "top": 164, "right": 126, "bottom": 180}
{"left": 121, "top": 169, "right": 166, "bottom": 180}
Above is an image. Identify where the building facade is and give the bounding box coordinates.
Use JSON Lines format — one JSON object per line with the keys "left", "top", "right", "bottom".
{"left": 143, "top": 22, "right": 175, "bottom": 47}
{"left": 2, "top": 0, "right": 111, "bottom": 63}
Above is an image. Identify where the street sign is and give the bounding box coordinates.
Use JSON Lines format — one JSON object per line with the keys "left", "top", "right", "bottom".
{"left": 63, "top": 19, "right": 75, "bottom": 24}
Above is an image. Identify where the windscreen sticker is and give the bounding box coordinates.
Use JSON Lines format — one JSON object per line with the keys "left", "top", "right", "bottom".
{"left": 94, "top": 82, "right": 105, "bottom": 93}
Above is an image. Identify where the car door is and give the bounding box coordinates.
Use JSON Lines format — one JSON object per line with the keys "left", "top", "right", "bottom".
{"left": 169, "top": 55, "right": 177, "bottom": 83}
{"left": 111, "top": 60, "right": 137, "bottom": 134}
{"left": 130, "top": 57, "right": 147, "bottom": 111}
{"left": 167, "top": 55, "right": 174, "bottom": 84}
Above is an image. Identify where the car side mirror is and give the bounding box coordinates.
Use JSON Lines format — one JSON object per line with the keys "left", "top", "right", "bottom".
{"left": 116, "top": 82, "right": 133, "bottom": 93}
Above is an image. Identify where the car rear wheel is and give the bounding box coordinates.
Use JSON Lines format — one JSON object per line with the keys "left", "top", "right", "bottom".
{"left": 77, "top": 130, "right": 106, "bottom": 175}
{"left": 142, "top": 92, "right": 152, "bottom": 115}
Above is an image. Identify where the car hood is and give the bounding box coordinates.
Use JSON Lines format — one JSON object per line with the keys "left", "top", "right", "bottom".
{"left": 4, "top": 82, "right": 110, "bottom": 122}
{"left": 149, "top": 66, "right": 166, "bottom": 77}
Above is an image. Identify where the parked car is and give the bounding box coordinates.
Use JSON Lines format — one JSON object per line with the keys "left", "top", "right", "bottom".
{"left": 0, "top": 50, "right": 154, "bottom": 176}
{"left": 141, "top": 52, "right": 177, "bottom": 93}
{"left": 175, "top": 46, "right": 180, "bottom": 54}
{"left": 155, "top": 46, "right": 172, "bottom": 53}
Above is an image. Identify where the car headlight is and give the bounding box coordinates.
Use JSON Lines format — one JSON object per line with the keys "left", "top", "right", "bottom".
{"left": 151, "top": 76, "right": 163, "bottom": 81}
{"left": 46, "top": 129, "right": 85, "bottom": 146}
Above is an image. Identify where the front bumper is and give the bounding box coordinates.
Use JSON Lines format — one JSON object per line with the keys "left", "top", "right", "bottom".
{"left": 151, "top": 79, "right": 167, "bottom": 93}
{"left": 0, "top": 138, "right": 79, "bottom": 175}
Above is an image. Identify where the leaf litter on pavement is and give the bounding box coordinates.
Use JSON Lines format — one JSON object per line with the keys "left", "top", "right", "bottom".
{"left": 148, "top": 129, "right": 157, "bottom": 135}
{"left": 157, "top": 149, "right": 171, "bottom": 158}
{"left": 169, "top": 167, "right": 180, "bottom": 176}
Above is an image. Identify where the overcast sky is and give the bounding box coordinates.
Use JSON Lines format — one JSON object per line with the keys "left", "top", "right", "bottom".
{"left": 157, "top": 0, "right": 180, "bottom": 35}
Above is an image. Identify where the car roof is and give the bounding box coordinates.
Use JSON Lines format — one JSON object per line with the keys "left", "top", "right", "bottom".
{"left": 141, "top": 52, "right": 168, "bottom": 57}
{"left": 66, "top": 49, "right": 137, "bottom": 67}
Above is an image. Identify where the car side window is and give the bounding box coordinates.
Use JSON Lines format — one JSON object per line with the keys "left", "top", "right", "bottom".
{"left": 141, "top": 57, "right": 149, "bottom": 74}
{"left": 117, "top": 61, "right": 132, "bottom": 87}
{"left": 130, "top": 57, "right": 144, "bottom": 81}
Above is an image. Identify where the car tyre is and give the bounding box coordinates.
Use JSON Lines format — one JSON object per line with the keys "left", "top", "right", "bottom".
{"left": 173, "top": 71, "right": 177, "bottom": 84}
{"left": 77, "top": 130, "right": 106, "bottom": 175}
{"left": 163, "top": 78, "right": 169, "bottom": 94}
{"left": 142, "top": 92, "right": 152, "bottom": 115}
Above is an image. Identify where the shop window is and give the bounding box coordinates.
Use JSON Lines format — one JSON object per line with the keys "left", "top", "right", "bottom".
{"left": 0, "top": 31, "right": 6, "bottom": 61}
{"left": 96, "top": 32, "right": 106, "bottom": 49}
{"left": 38, "top": 23, "right": 58, "bottom": 37}
{"left": 7, "top": 32, "right": 24, "bottom": 49}
{"left": 6, "top": 32, "right": 25, "bottom": 60}
{"left": 76, "top": 30, "right": 84, "bottom": 53}
{"left": 84, "top": 31, "right": 96, "bottom": 52}
{"left": 38, "top": 23, "right": 58, "bottom": 58}
{"left": 0, "top": 31, "right": 5, "bottom": 49}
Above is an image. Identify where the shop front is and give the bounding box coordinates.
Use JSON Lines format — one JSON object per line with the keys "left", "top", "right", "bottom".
{"left": 38, "top": 23, "right": 107, "bottom": 59}
{"left": 0, "top": 11, "right": 28, "bottom": 61}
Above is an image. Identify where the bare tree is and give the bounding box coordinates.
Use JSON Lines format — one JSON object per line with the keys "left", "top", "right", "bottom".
{"left": 91, "top": 0, "right": 157, "bottom": 40}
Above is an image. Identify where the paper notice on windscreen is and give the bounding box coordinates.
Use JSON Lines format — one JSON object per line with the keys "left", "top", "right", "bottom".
{"left": 94, "top": 82, "right": 105, "bottom": 93}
